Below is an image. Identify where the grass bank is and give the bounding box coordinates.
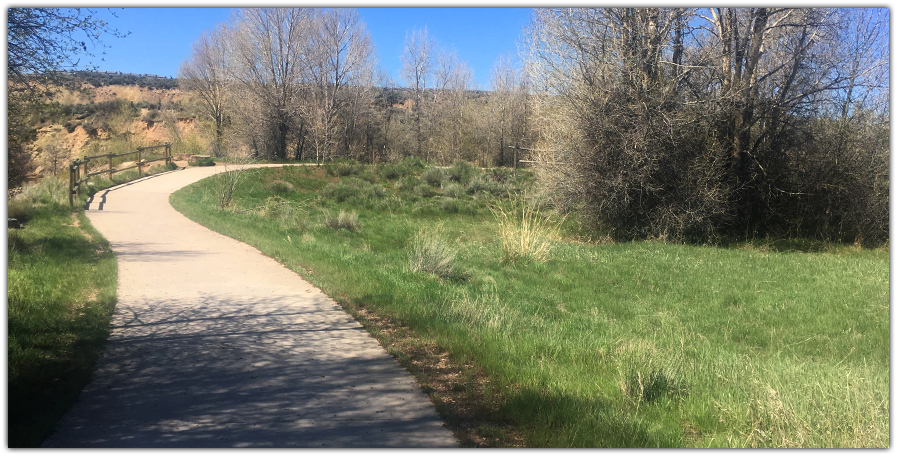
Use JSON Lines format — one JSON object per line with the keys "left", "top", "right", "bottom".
{"left": 7, "top": 179, "right": 118, "bottom": 447}
{"left": 170, "top": 161, "right": 888, "bottom": 448}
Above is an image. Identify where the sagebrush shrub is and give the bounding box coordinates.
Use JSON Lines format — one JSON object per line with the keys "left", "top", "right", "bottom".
{"left": 268, "top": 180, "right": 294, "bottom": 194}
{"left": 466, "top": 175, "right": 507, "bottom": 196}
{"left": 414, "top": 184, "right": 435, "bottom": 198}
{"left": 422, "top": 167, "right": 445, "bottom": 187}
{"left": 320, "top": 177, "right": 385, "bottom": 203}
{"left": 409, "top": 226, "right": 462, "bottom": 280}
{"left": 193, "top": 157, "right": 215, "bottom": 167}
{"left": 439, "top": 198, "right": 460, "bottom": 213}
{"left": 441, "top": 182, "right": 466, "bottom": 199}
{"left": 323, "top": 210, "right": 359, "bottom": 232}
{"left": 378, "top": 164, "right": 411, "bottom": 180}
{"left": 400, "top": 156, "right": 426, "bottom": 169}
{"left": 18, "top": 177, "right": 69, "bottom": 206}
{"left": 397, "top": 176, "right": 421, "bottom": 192}
{"left": 447, "top": 161, "right": 478, "bottom": 185}
{"left": 324, "top": 160, "right": 364, "bottom": 177}
{"left": 260, "top": 195, "right": 294, "bottom": 219}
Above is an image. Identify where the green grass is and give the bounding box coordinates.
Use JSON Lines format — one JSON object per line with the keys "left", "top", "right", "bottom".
{"left": 170, "top": 163, "right": 888, "bottom": 448}
{"left": 7, "top": 183, "right": 118, "bottom": 447}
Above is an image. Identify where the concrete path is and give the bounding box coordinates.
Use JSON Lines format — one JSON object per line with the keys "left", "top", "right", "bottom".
{"left": 42, "top": 165, "right": 457, "bottom": 448}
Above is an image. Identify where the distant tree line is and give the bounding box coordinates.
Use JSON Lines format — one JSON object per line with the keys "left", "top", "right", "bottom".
{"left": 178, "top": 8, "right": 531, "bottom": 166}
{"left": 60, "top": 70, "right": 180, "bottom": 90}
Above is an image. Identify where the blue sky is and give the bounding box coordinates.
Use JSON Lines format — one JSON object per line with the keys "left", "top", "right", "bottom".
{"left": 83, "top": 7, "right": 533, "bottom": 90}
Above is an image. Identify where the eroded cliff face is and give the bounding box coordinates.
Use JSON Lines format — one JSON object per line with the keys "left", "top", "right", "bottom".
{"left": 30, "top": 84, "right": 199, "bottom": 175}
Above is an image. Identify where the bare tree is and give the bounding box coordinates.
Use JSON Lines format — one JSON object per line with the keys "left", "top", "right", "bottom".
{"left": 429, "top": 47, "right": 473, "bottom": 163}
{"left": 230, "top": 8, "right": 314, "bottom": 160}
{"left": 525, "top": 7, "right": 887, "bottom": 243}
{"left": 179, "top": 24, "right": 232, "bottom": 157}
{"left": 302, "top": 8, "right": 377, "bottom": 163}
{"left": 400, "top": 28, "right": 433, "bottom": 158}
{"left": 490, "top": 54, "right": 529, "bottom": 166}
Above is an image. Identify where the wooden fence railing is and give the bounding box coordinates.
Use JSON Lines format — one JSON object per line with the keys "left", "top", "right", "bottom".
{"left": 69, "top": 143, "right": 172, "bottom": 206}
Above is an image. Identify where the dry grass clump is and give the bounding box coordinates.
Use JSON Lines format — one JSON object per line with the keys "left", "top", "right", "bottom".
{"left": 267, "top": 180, "right": 294, "bottom": 194}
{"left": 409, "top": 225, "right": 462, "bottom": 280}
{"left": 490, "top": 195, "right": 564, "bottom": 264}
{"left": 323, "top": 210, "right": 359, "bottom": 232}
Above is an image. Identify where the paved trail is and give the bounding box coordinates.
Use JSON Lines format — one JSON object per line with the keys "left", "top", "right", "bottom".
{"left": 43, "top": 165, "right": 457, "bottom": 447}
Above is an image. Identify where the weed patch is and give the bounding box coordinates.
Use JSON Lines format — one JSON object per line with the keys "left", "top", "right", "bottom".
{"left": 323, "top": 209, "right": 359, "bottom": 232}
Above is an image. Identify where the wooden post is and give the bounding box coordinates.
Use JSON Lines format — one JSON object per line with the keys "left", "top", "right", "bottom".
{"left": 514, "top": 143, "right": 519, "bottom": 171}
{"left": 165, "top": 143, "right": 171, "bottom": 167}
{"left": 138, "top": 149, "right": 143, "bottom": 178}
{"left": 108, "top": 154, "right": 113, "bottom": 180}
{"left": 78, "top": 158, "right": 86, "bottom": 197}
{"left": 69, "top": 164, "right": 74, "bottom": 207}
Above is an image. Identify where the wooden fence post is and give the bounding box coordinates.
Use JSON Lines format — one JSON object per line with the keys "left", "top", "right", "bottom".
{"left": 138, "top": 149, "right": 143, "bottom": 178}
{"left": 108, "top": 154, "right": 113, "bottom": 180}
{"left": 69, "top": 164, "right": 74, "bottom": 207}
{"left": 514, "top": 143, "right": 519, "bottom": 171}
{"left": 78, "top": 158, "right": 86, "bottom": 197}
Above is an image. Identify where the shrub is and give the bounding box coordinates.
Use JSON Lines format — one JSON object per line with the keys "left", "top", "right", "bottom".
{"left": 441, "top": 182, "right": 466, "bottom": 199}
{"left": 357, "top": 171, "right": 379, "bottom": 184}
{"left": 324, "top": 160, "right": 364, "bottom": 177}
{"left": 408, "top": 226, "right": 463, "bottom": 280}
{"left": 192, "top": 157, "right": 215, "bottom": 167}
{"left": 378, "top": 164, "right": 411, "bottom": 180}
{"left": 373, "top": 195, "right": 405, "bottom": 212}
{"left": 397, "top": 176, "right": 422, "bottom": 192}
{"left": 260, "top": 196, "right": 294, "bottom": 219}
{"left": 142, "top": 109, "right": 160, "bottom": 123}
{"left": 439, "top": 198, "right": 460, "bottom": 213}
{"left": 400, "top": 156, "right": 426, "bottom": 169}
{"left": 214, "top": 158, "right": 255, "bottom": 210}
{"left": 447, "top": 161, "right": 478, "bottom": 185}
{"left": 323, "top": 210, "right": 359, "bottom": 232}
{"left": 268, "top": 180, "right": 294, "bottom": 194}
{"left": 319, "top": 177, "right": 385, "bottom": 203}
{"left": 7, "top": 177, "right": 69, "bottom": 225}
{"left": 414, "top": 184, "right": 435, "bottom": 198}
{"left": 466, "top": 175, "right": 508, "bottom": 196}
{"left": 422, "top": 166, "right": 445, "bottom": 187}
{"left": 489, "top": 167, "right": 516, "bottom": 183}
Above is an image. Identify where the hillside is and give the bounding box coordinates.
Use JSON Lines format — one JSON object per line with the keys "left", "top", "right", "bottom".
{"left": 27, "top": 76, "right": 200, "bottom": 177}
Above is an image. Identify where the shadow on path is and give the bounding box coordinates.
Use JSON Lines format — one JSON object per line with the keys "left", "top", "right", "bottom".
{"left": 44, "top": 293, "right": 453, "bottom": 447}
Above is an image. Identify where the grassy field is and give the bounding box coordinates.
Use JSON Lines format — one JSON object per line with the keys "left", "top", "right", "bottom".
{"left": 170, "top": 161, "right": 889, "bottom": 448}
{"left": 7, "top": 179, "right": 118, "bottom": 447}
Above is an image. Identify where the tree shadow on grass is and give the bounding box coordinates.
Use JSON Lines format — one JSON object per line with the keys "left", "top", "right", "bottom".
{"left": 8, "top": 216, "right": 117, "bottom": 447}
{"left": 501, "top": 388, "right": 683, "bottom": 447}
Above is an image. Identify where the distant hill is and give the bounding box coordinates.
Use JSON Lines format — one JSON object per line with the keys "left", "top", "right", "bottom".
{"left": 60, "top": 70, "right": 180, "bottom": 90}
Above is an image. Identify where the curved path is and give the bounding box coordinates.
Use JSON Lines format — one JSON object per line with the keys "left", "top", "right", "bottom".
{"left": 43, "top": 165, "right": 457, "bottom": 448}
